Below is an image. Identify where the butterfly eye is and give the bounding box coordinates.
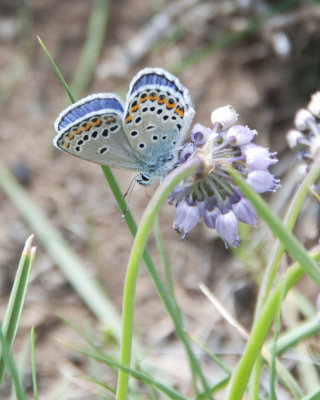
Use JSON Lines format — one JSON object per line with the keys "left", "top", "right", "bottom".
{"left": 138, "top": 174, "right": 151, "bottom": 185}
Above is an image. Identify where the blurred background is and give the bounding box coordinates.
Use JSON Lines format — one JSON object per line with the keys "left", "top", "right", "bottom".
{"left": 0, "top": 0, "right": 320, "bottom": 398}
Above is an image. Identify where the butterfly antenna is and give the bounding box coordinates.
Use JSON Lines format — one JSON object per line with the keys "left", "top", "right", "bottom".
{"left": 122, "top": 175, "right": 139, "bottom": 218}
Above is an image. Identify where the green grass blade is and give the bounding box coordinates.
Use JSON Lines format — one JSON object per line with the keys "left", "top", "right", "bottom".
{"left": 269, "top": 310, "right": 282, "bottom": 399}
{"left": 0, "top": 162, "right": 122, "bottom": 339}
{"left": 303, "top": 388, "right": 320, "bottom": 400}
{"left": 189, "top": 334, "right": 231, "bottom": 376}
{"left": 0, "top": 327, "right": 27, "bottom": 400}
{"left": 37, "top": 36, "right": 75, "bottom": 103}
{"left": 0, "top": 235, "right": 35, "bottom": 385}
{"left": 269, "top": 316, "right": 320, "bottom": 355}
{"left": 30, "top": 327, "right": 38, "bottom": 400}
{"left": 70, "top": 345, "right": 188, "bottom": 400}
{"left": 76, "top": 375, "right": 116, "bottom": 395}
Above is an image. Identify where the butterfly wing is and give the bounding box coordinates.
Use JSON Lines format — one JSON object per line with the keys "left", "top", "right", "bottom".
{"left": 54, "top": 93, "right": 143, "bottom": 171}
{"left": 123, "top": 68, "right": 195, "bottom": 170}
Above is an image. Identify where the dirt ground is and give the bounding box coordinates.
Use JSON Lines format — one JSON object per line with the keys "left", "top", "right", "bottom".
{"left": 0, "top": 0, "right": 320, "bottom": 399}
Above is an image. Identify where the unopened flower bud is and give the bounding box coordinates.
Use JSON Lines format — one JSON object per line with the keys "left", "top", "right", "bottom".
{"left": 211, "top": 106, "right": 238, "bottom": 129}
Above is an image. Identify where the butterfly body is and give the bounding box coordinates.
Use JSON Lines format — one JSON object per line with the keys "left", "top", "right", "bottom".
{"left": 54, "top": 68, "right": 195, "bottom": 184}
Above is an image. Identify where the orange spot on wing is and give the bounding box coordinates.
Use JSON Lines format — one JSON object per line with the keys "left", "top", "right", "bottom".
{"left": 174, "top": 107, "right": 184, "bottom": 117}
{"left": 158, "top": 96, "right": 166, "bottom": 104}
{"left": 131, "top": 103, "right": 139, "bottom": 112}
{"left": 65, "top": 142, "right": 70, "bottom": 149}
{"left": 149, "top": 94, "right": 158, "bottom": 101}
{"left": 83, "top": 123, "right": 91, "bottom": 131}
{"left": 125, "top": 113, "right": 132, "bottom": 123}
{"left": 75, "top": 129, "right": 82, "bottom": 134}
{"left": 166, "top": 101, "right": 176, "bottom": 109}
{"left": 92, "top": 118, "right": 102, "bottom": 127}
{"left": 140, "top": 94, "right": 148, "bottom": 103}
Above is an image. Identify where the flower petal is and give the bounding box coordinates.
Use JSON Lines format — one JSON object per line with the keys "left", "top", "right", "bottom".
{"left": 204, "top": 207, "right": 220, "bottom": 228}
{"left": 173, "top": 201, "right": 201, "bottom": 239}
{"left": 179, "top": 142, "right": 196, "bottom": 163}
{"left": 243, "top": 144, "right": 277, "bottom": 170}
{"left": 246, "top": 170, "right": 280, "bottom": 193}
{"left": 227, "top": 125, "right": 257, "bottom": 146}
{"left": 215, "top": 210, "right": 240, "bottom": 248}
{"left": 232, "top": 198, "right": 256, "bottom": 226}
{"left": 168, "top": 185, "right": 190, "bottom": 205}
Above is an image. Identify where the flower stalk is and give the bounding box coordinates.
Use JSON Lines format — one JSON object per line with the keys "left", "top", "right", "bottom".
{"left": 116, "top": 156, "right": 203, "bottom": 400}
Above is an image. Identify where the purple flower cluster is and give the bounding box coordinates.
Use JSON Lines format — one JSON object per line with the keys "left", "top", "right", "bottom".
{"left": 287, "top": 91, "right": 320, "bottom": 165}
{"left": 169, "top": 106, "right": 279, "bottom": 247}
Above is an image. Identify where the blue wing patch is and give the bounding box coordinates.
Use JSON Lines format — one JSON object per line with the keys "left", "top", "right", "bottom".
{"left": 127, "top": 68, "right": 193, "bottom": 111}
{"left": 130, "top": 73, "right": 178, "bottom": 95}
{"left": 55, "top": 93, "right": 124, "bottom": 133}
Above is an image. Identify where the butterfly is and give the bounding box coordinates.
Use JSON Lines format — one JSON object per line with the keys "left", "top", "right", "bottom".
{"left": 54, "top": 67, "right": 195, "bottom": 185}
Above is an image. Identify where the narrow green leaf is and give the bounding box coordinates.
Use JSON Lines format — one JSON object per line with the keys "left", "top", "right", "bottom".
{"left": 70, "top": 345, "right": 188, "bottom": 400}
{"left": 37, "top": 36, "right": 75, "bottom": 104}
{"left": 269, "top": 309, "right": 282, "bottom": 399}
{"left": 30, "top": 327, "right": 38, "bottom": 400}
{"left": 269, "top": 316, "right": 320, "bottom": 355}
{"left": 0, "top": 327, "right": 27, "bottom": 400}
{"left": 0, "top": 162, "right": 122, "bottom": 338}
{"left": 0, "top": 235, "right": 35, "bottom": 384}
{"left": 76, "top": 375, "right": 116, "bottom": 395}
{"left": 303, "top": 388, "right": 320, "bottom": 400}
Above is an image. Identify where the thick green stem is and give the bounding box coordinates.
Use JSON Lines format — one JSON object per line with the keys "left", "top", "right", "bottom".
{"left": 116, "top": 157, "right": 203, "bottom": 400}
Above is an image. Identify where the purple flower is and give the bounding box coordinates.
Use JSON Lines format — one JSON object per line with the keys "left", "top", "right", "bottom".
{"left": 242, "top": 143, "right": 278, "bottom": 170}
{"left": 227, "top": 125, "right": 257, "bottom": 146}
{"left": 191, "top": 123, "right": 212, "bottom": 145}
{"left": 180, "top": 142, "right": 196, "bottom": 163}
{"left": 232, "top": 197, "right": 256, "bottom": 226}
{"left": 246, "top": 170, "right": 280, "bottom": 193}
{"left": 173, "top": 200, "right": 201, "bottom": 240}
{"left": 204, "top": 207, "right": 220, "bottom": 229}
{"left": 169, "top": 106, "right": 279, "bottom": 247}
{"left": 215, "top": 210, "right": 240, "bottom": 248}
